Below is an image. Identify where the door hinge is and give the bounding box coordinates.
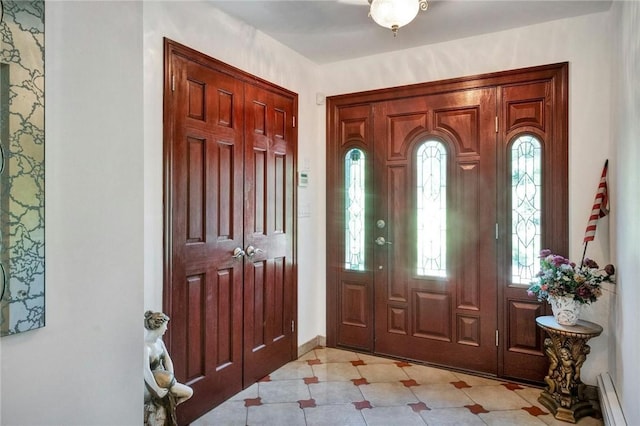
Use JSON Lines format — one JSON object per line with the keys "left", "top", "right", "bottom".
{"left": 495, "top": 116, "right": 498, "bottom": 133}
{"left": 291, "top": 320, "right": 295, "bottom": 333}
{"left": 495, "top": 330, "right": 499, "bottom": 347}
{"left": 495, "top": 223, "right": 499, "bottom": 240}
{"left": 293, "top": 116, "right": 296, "bottom": 128}
{"left": 171, "top": 74, "right": 175, "bottom": 92}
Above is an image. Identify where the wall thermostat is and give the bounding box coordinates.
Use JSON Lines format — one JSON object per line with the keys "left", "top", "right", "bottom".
{"left": 298, "top": 171, "right": 309, "bottom": 187}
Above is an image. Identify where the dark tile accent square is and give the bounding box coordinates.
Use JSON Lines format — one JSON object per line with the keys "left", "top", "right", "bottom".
{"left": 353, "top": 400, "right": 373, "bottom": 410}
{"left": 465, "top": 403, "right": 489, "bottom": 414}
{"left": 244, "top": 397, "right": 262, "bottom": 407}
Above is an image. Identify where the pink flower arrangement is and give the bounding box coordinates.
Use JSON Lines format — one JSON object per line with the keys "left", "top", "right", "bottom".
{"left": 527, "top": 249, "right": 615, "bottom": 304}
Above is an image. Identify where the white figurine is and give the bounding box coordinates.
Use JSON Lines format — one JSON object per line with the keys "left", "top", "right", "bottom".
{"left": 144, "top": 311, "right": 193, "bottom": 425}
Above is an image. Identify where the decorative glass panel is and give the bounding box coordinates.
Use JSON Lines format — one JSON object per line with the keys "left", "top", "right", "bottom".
{"left": 416, "top": 141, "right": 447, "bottom": 277}
{"left": 1, "top": 1, "right": 45, "bottom": 336}
{"left": 511, "top": 135, "right": 542, "bottom": 284}
{"left": 345, "top": 149, "right": 365, "bottom": 271}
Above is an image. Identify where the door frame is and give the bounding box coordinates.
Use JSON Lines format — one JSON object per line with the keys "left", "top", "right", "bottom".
{"left": 326, "top": 63, "right": 568, "bottom": 383}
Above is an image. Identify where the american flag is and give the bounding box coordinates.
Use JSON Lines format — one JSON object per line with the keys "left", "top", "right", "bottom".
{"left": 583, "top": 160, "right": 609, "bottom": 243}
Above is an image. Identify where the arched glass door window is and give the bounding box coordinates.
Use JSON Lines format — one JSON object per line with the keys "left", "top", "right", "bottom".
{"left": 511, "top": 135, "right": 542, "bottom": 284}
{"left": 345, "top": 148, "right": 366, "bottom": 271}
{"left": 416, "top": 140, "right": 447, "bottom": 277}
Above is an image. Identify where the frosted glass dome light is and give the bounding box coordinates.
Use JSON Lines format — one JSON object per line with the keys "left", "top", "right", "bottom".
{"left": 369, "top": 0, "right": 427, "bottom": 36}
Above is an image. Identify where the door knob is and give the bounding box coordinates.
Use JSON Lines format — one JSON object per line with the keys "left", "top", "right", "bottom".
{"left": 375, "top": 236, "right": 392, "bottom": 246}
{"left": 245, "top": 245, "right": 264, "bottom": 257}
{"left": 232, "top": 247, "right": 246, "bottom": 258}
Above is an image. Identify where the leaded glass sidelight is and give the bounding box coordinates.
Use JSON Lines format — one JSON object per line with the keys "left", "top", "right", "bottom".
{"left": 416, "top": 141, "right": 447, "bottom": 277}
{"left": 345, "top": 149, "right": 366, "bottom": 271}
{"left": 511, "top": 135, "right": 542, "bottom": 284}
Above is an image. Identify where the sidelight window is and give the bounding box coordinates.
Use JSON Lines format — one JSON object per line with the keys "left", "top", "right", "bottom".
{"left": 416, "top": 141, "right": 447, "bottom": 277}
{"left": 511, "top": 135, "right": 542, "bottom": 284}
{"left": 345, "top": 148, "right": 366, "bottom": 271}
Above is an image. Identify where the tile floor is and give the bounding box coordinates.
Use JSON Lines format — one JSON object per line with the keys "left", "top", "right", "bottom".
{"left": 192, "top": 347, "right": 603, "bottom": 426}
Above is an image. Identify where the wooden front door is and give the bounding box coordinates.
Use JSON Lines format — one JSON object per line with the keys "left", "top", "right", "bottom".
{"left": 326, "top": 63, "right": 568, "bottom": 384}
{"left": 372, "top": 89, "right": 498, "bottom": 374}
{"left": 164, "top": 39, "right": 297, "bottom": 425}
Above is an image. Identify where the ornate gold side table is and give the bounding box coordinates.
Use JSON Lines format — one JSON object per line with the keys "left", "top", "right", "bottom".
{"left": 535, "top": 316, "right": 603, "bottom": 423}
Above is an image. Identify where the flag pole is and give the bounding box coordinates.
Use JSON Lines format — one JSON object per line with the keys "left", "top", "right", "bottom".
{"left": 580, "top": 159, "right": 609, "bottom": 267}
{"left": 580, "top": 241, "right": 589, "bottom": 268}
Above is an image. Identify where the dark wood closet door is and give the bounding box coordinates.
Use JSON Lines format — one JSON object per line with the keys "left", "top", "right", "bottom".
{"left": 164, "top": 39, "right": 298, "bottom": 425}
{"left": 373, "top": 89, "right": 498, "bottom": 373}
{"left": 242, "top": 83, "right": 297, "bottom": 385}
{"left": 165, "top": 53, "right": 245, "bottom": 424}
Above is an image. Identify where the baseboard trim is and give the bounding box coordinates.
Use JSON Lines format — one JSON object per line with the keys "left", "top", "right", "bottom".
{"left": 598, "top": 372, "right": 627, "bottom": 426}
{"left": 298, "top": 335, "right": 326, "bottom": 358}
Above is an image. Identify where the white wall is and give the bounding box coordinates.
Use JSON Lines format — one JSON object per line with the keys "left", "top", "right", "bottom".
{"left": 1, "top": 2, "right": 632, "bottom": 424}
{"left": 143, "top": 2, "right": 325, "bottom": 347}
{"left": 320, "top": 11, "right": 615, "bottom": 386}
{"left": 610, "top": 2, "right": 640, "bottom": 424}
{"left": 1, "top": 2, "right": 144, "bottom": 424}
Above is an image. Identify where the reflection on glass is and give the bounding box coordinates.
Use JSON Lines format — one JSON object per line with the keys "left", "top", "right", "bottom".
{"left": 511, "top": 135, "right": 542, "bottom": 284}
{"left": 345, "top": 149, "right": 365, "bottom": 271}
{"left": 416, "top": 141, "right": 447, "bottom": 277}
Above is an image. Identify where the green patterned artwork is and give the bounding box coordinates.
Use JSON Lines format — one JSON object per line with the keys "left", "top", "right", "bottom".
{"left": 0, "top": 0, "right": 45, "bottom": 336}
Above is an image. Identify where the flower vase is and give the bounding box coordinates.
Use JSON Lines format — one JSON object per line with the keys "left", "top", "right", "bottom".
{"left": 548, "top": 295, "right": 583, "bottom": 326}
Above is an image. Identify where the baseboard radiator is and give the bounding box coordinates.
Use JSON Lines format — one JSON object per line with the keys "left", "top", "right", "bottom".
{"left": 598, "top": 373, "right": 627, "bottom": 426}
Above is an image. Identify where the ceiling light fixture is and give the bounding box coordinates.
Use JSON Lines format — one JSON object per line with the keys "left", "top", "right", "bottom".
{"left": 369, "top": 0, "right": 428, "bottom": 37}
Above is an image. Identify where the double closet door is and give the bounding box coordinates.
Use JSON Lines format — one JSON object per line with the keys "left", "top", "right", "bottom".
{"left": 163, "top": 39, "right": 297, "bottom": 425}
{"left": 326, "top": 64, "right": 568, "bottom": 384}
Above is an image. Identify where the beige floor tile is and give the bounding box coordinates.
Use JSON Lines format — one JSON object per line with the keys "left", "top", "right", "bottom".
{"left": 514, "top": 386, "right": 549, "bottom": 410}
{"left": 358, "top": 382, "right": 419, "bottom": 407}
{"left": 258, "top": 379, "right": 311, "bottom": 404}
{"left": 538, "top": 413, "right": 604, "bottom": 426}
{"left": 312, "top": 362, "right": 362, "bottom": 382}
{"left": 304, "top": 403, "right": 367, "bottom": 426}
{"left": 360, "top": 405, "right": 427, "bottom": 426}
{"left": 193, "top": 349, "right": 594, "bottom": 426}
{"left": 453, "top": 371, "right": 505, "bottom": 386}
{"left": 247, "top": 402, "right": 306, "bottom": 426}
{"left": 356, "top": 363, "right": 410, "bottom": 383}
{"left": 314, "top": 347, "right": 361, "bottom": 363}
{"left": 228, "top": 382, "right": 259, "bottom": 401}
{"left": 479, "top": 409, "right": 548, "bottom": 425}
{"left": 309, "top": 381, "right": 364, "bottom": 405}
{"left": 190, "top": 400, "right": 247, "bottom": 426}
{"left": 402, "top": 364, "right": 459, "bottom": 384}
{"left": 298, "top": 350, "right": 319, "bottom": 362}
{"left": 462, "top": 384, "right": 532, "bottom": 411}
{"left": 419, "top": 407, "right": 487, "bottom": 425}
{"left": 410, "top": 383, "right": 475, "bottom": 409}
{"left": 270, "top": 360, "right": 315, "bottom": 380}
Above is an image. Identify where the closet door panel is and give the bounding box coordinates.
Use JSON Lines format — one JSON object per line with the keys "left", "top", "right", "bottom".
{"left": 165, "top": 50, "right": 245, "bottom": 424}
{"left": 243, "top": 84, "right": 296, "bottom": 386}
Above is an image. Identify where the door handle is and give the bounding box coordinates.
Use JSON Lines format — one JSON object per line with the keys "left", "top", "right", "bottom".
{"left": 375, "top": 236, "right": 392, "bottom": 246}
{"left": 232, "top": 247, "right": 246, "bottom": 259}
{"left": 245, "top": 245, "right": 264, "bottom": 257}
